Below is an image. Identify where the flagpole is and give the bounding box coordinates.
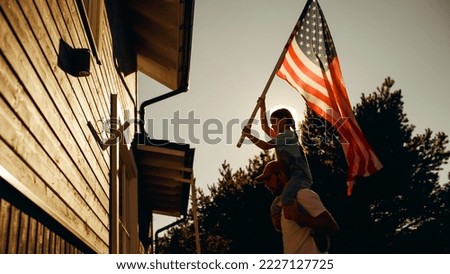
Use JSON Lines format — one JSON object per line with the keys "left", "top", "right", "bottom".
{"left": 236, "top": 0, "right": 311, "bottom": 148}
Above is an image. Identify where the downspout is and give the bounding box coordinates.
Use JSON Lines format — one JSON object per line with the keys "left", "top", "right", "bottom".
{"left": 136, "top": 0, "right": 195, "bottom": 254}
{"left": 138, "top": 0, "right": 195, "bottom": 135}
{"left": 154, "top": 216, "right": 187, "bottom": 254}
{"left": 138, "top": 87, "right": 188, "bottom": 135}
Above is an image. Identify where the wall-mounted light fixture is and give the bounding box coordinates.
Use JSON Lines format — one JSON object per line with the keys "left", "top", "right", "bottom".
{"left": 58, "top": 39, "right": 91, "bottom": 77}
{"left": 72, "top": 48, "right": 91, "bottom": 77}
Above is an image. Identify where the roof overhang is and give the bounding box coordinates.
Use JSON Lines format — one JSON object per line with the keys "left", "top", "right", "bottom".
{"left": 136, "top": 135, "right": 195, "bottom": 218}
{"left": 129, "top": 0, "right": 194, "bottom": 90}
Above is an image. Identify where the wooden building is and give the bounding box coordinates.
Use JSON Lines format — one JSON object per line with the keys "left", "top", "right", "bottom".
{"left": 0, "top": 0, "right": 195, "bottom": 254}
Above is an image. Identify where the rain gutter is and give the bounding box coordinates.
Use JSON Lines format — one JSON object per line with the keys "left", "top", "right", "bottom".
{"left": 138, "top": 0, "right": 194, "bottom": 135}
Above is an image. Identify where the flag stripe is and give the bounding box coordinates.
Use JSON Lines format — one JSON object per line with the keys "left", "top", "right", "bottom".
{"left": 280, "top": 44, "right": 375, "bottom": 177}
{"left": 321, "top": 59, "right": 380, "bottom": 177}
{"left": 276, "top": 0, "right": 382, "bottom": 195}
{"left": 286, "top": 39, "right": 328, "bottom": 92}
{"left": 281, "top": 39, "right": 334, "bottom": 107}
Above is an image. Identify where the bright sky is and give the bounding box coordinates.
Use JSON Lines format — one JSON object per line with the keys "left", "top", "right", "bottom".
{"left": 138, "top": 0, "right": 450, "bottom": 232}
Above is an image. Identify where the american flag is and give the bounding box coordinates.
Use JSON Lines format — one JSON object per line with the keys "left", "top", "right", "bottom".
{"left": 276, "top": 0, "right": 383, "bottom": 195}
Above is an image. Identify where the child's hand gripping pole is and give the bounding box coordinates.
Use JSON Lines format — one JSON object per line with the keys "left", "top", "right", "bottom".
{"left": 236, "top": 97, "right": 264, "bottom": 148}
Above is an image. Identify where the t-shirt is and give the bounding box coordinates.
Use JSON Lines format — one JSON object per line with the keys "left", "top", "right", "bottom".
{"left": 274, "top": 130, "right": 312, "bottom": 184}
{"left": 281, "top": 188, "right": 327, "bottom": 254}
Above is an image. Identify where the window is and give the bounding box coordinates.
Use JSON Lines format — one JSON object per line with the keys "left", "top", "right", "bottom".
{"left": 77, "top": 0, "right": 104, "bottom": 65}
{"left": 82, "top": 0, "right": 104, "bottom": 47}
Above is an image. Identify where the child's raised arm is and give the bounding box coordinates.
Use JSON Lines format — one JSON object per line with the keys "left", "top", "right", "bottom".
{"left": 242, "top": 125, "right": 275, "bottom": 151}
{"left": 258, "top": 97, "right": 276, "bottom": 138}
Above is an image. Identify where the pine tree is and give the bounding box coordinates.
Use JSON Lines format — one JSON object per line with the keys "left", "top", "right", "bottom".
{"left": 301, "top": 77, "right": 450, "bottom": 253}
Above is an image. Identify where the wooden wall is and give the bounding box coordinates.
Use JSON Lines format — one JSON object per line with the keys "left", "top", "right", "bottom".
{"left": 0, "top": 0, "right": 137, "bottom": 253}
{"left": 0, "top": 199, "right": 82, "bottom": 254}
{"left": 0, "top": 179, "right": 86, "bottom": 253}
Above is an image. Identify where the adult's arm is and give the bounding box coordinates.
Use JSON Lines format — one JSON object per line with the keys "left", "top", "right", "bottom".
{"left": 283, "top": 192, "right": 339, "bottom": 235}
{"left": 297, "top": 210, "right": 339, "bottom": 234}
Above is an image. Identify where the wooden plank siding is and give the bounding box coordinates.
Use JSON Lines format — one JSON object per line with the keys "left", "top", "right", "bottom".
{"left": 0, "top": 181, "right": 83, "bottom": 254}
{"left": 0, "top": 0, "right": 137, "bottom": 254}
